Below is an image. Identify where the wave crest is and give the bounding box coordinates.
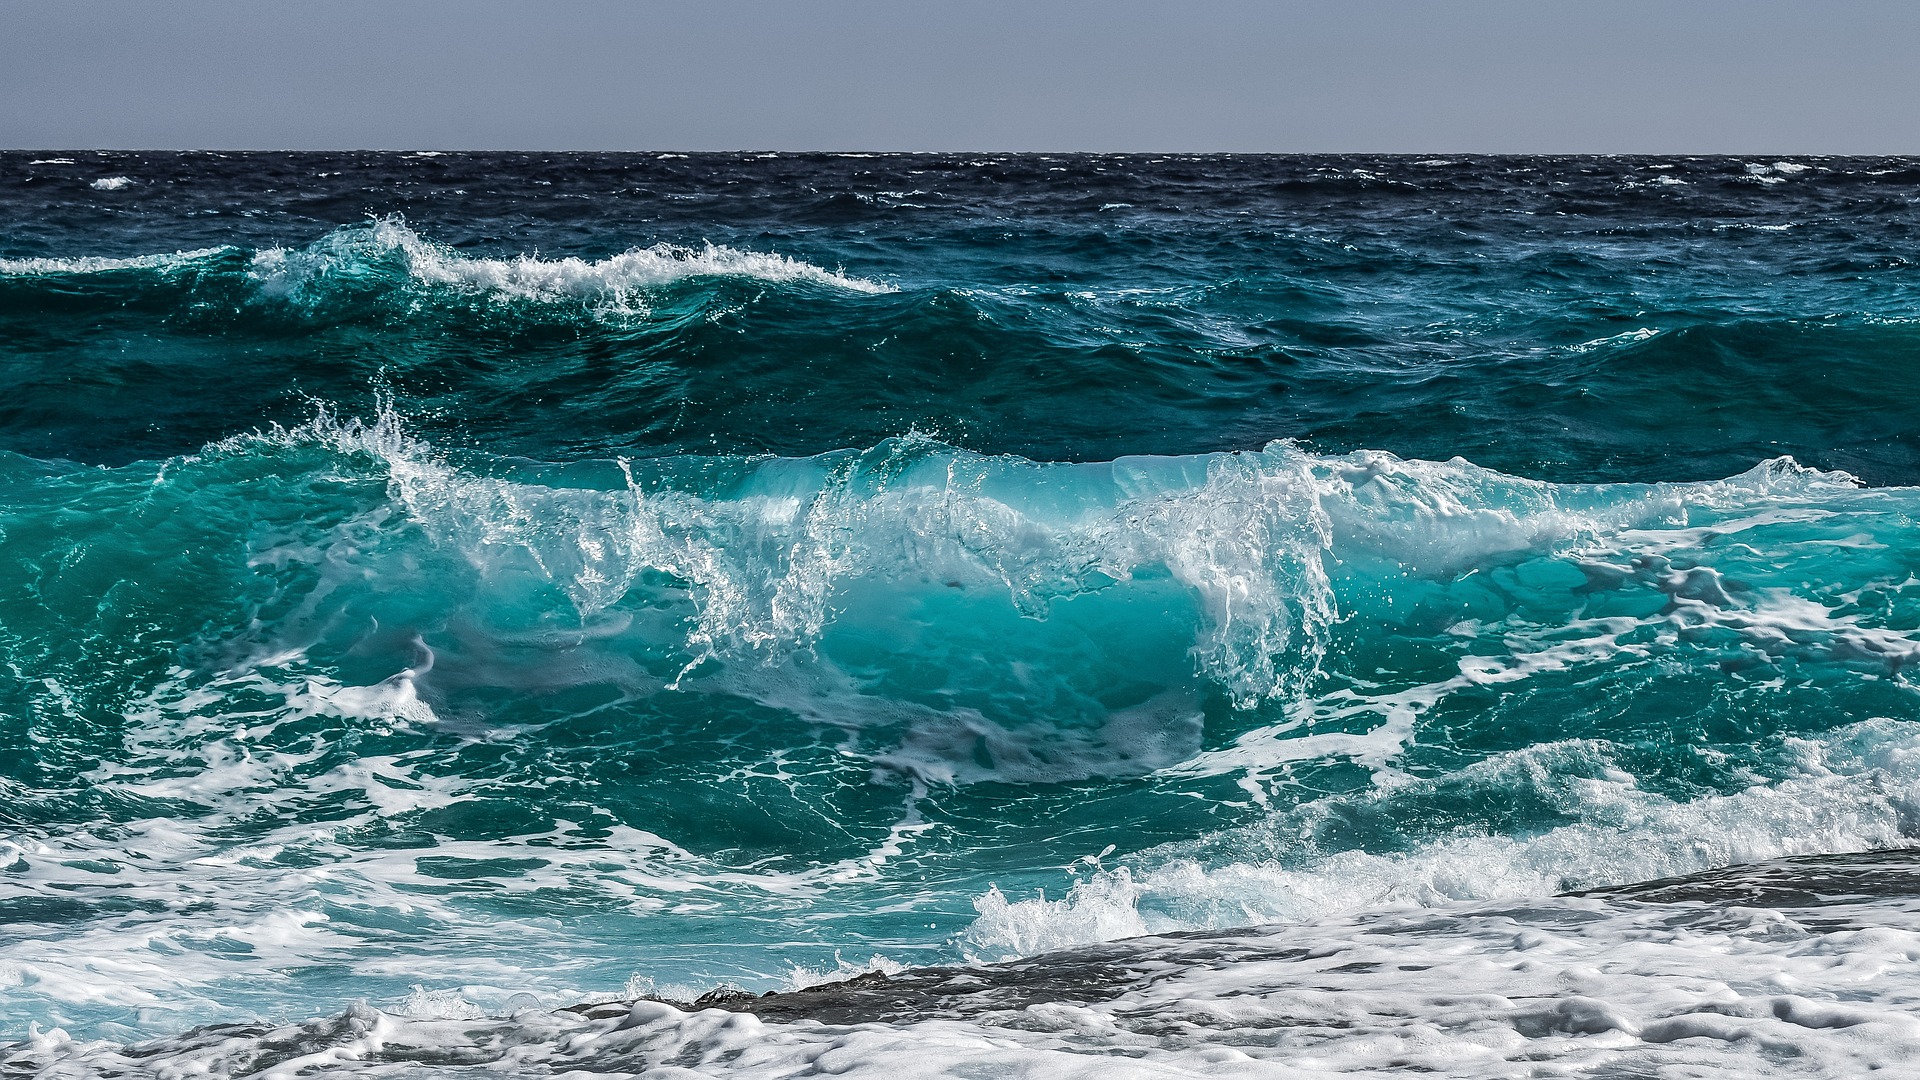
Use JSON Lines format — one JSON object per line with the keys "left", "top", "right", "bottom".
{"left": 208, "top": 403, "right": 1888, "bottom": 726}
{"left": 235, "top": 403, "right": 1334, "bottom": 709}
{"left": 247, "top": 216, "right": 894, "bottom": 313}
{"left": 0, "top": 247, "right": 234, "bottom": 276}
{"left": 963, "top": 719, "right": 1920, "bottom": 959}
{"left": 0, "top": 219, "right": 891, "bottom": 323}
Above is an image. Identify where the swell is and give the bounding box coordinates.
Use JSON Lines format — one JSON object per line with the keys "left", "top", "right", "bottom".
{"left": 7, "top": 229, "right": 1920, "bottom": 482}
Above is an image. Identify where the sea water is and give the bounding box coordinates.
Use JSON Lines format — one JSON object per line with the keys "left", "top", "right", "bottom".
{"left": 3, "top": 153, "right": 1919, "bottom": 1076}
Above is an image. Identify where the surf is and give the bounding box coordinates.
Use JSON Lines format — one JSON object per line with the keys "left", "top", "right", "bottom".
{"left": 4, "top": 154, "right": 1920, "bottom": 1070}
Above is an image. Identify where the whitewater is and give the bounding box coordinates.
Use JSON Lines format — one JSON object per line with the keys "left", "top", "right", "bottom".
{"left": 3, "top": 152, "right": 1920, "bottom": 1077}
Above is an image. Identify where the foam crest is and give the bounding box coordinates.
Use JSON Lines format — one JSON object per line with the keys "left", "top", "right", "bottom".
{"left": 963, "top": 719, "right": 1920, "bottom": 959}
{"left": 236, "top": 405, "right": 1339, "bottom": 707}
{"left": 247, "top": 216, "right": 893, "bottom": 312}
{"left": 223, "top": 406, "right": 1900, "bottom": 722}
{"left": 1312, "top": 451, "right": 1858, "bottom": 576}
{"left": 0, "top": 246, "right": 233, "bottom": 276}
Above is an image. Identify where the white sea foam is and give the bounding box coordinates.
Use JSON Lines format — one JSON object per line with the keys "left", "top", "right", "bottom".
{"left": 247, "top": 216, "right": 894, "bottom": 312}
{"left": 1565, "top": 326, "right": 1660, "bottom": 352}
{"left": 0, "top": 646, "right": 956, "bottom": 1034}
{"left": 0, "top": 219, "right": 891, "bottom": 309}
{"left": 0, "top": 247, "right": 231, "bottom": 276}
{"left": 13, "top": 884, "right": 1920, "bottom": 1077}
{"left": 0, "top": 689, "right": 746, "bottom": 1027}
{"left": 782, "top": 953, "right": 908, "bottom": 992}
{"left": 88, "top": 176, "right": 133, "bottom": 191}
{"left": 963, "top": 719, "right": 1920, "bottom": 959}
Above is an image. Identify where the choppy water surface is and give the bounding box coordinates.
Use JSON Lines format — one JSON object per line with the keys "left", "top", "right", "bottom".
{"left": 3, "top": 153, "right": 1919, "bottom": 1076}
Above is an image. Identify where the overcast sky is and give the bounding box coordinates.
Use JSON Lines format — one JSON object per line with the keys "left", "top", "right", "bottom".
{"left": 4, "top": 0, "right": 1917, "bottom": 153}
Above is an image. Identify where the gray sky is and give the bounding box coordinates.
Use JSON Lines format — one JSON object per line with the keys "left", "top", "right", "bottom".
{"left": 4, "top": 0, "right": 1917, "bottom": 153}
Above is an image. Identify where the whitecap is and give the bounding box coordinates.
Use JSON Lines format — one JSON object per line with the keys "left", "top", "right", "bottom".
{"left": 247, "top": 216, "right": 895, "bottom": 311}
{"left": 0, "top": 247, "right": 231, "bottom": 276}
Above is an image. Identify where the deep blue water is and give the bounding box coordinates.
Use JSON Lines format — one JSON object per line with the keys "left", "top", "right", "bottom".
{"left": 2, "top": 152, "right": 1918, "bottom": 1041}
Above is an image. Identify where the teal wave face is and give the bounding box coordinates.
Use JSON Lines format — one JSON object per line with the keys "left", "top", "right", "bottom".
{"left": 3, "top": 400, "right": 1915, "bottom": 1033}
{"left": 3, "top": 154, "right": 1920, "bottom": 1042}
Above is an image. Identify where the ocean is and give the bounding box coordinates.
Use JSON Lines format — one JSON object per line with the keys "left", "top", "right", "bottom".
{"left": 3, "top": 151, "right": 1919, "bottom": 1077}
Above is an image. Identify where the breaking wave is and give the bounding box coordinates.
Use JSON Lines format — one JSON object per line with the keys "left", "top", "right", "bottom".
{"left": 0, "top": 217, "right": 892, "bottom": 319}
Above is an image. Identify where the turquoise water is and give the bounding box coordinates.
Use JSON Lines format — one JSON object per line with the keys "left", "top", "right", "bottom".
{"left": 2, "top": 153, "right": 1918, "bottom": 1041}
